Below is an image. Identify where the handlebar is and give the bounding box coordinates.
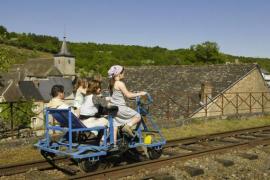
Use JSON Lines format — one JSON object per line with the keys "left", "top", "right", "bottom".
{"left": 136, "top": 93, "right": 153, "bottom": 105}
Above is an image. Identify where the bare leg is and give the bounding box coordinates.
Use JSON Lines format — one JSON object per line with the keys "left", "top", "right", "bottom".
{"left": 127, "top": 115, "right": 141, "bottom": 127}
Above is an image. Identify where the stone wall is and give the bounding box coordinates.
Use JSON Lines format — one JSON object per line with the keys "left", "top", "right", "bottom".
{"left": 192, "top": 68, "right": 270, "bottom": 118}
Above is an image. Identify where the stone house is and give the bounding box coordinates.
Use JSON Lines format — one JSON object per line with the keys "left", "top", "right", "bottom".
{"left": 123, "top": 64, "right": 270, "bottom": 127}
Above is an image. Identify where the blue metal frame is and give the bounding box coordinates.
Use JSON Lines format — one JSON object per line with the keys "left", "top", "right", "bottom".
{"left": 127, "top": 94, "right": 166, "bottom": 149}
{"left": 35, "top": 94, "right": 166, "bottom": 161}
{"left": 35, "top": 108, "right": 109, "bottom": 159}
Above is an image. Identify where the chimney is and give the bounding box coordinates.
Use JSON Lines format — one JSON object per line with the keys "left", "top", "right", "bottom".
{"left": 200, "top": 82, "right": 213, "bottom": 105}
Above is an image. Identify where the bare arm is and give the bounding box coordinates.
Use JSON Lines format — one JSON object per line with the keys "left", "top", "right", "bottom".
{"left": 115, "top": 81, "right": 146, "bottom": 98}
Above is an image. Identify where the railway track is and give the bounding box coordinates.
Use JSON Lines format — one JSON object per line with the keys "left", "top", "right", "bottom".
{"left": 0, "top": 158, "right": 69, "bottom": 176}
{"left": 2, "top": 125, "right": 270, "bottom": 178}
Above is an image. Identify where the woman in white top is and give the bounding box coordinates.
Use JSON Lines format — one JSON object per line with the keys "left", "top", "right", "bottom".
{"left": 79, "top": 80, "right": 109, "bottom": 130}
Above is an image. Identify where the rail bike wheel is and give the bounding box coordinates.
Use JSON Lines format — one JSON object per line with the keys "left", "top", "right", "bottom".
{"left": 118, "top": 134, "right": 129, "bottom": 153}
{"left": 124, "top": 148, "right": 146, "bottom": 162}
{"left": 148, "top": 147, "right": 162, "bottom": 160}
{"left": 78, "top": 158, "right": 99, "bottom": 172}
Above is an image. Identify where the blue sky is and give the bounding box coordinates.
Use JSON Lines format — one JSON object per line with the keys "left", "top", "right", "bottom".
{"left": 0, "top": 0, "right": 270, "bottom": 58}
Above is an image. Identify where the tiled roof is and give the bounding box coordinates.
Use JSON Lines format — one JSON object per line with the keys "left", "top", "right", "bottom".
{"left": 23, "top": 58, "right": 62, "bottom": 77}
{"left": 122, "top": 64, "right": 257, "bottom": 122}
{"left": 19, "top": 81, "right": 44, "bottom": 101}
{"left": 0, "top": 71, "right": 22, "bottom": 102}
{"left": 0, "top": 79, "right": 44, "bottom": 103}
{"left": 38, "top": 77, "right": 74, "bottom": 102}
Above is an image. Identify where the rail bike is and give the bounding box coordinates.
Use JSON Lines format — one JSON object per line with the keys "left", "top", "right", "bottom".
{"left": 35, "top": 94, "right": 166, "bottom": 172}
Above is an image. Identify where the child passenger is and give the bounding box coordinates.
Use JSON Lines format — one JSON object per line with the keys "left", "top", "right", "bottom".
{"left": 79, "top": 80, "right": 109, "bottom": 132}
{"left": 108, "top": 65, "right": 146, "bottom": 143}
{"left": 73, "top": 78, "right": 87, "bottom": 113}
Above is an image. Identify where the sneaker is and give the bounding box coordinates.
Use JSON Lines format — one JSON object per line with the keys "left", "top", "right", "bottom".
{"left": 121, "top": 124, "right": 135, "bottom": 137}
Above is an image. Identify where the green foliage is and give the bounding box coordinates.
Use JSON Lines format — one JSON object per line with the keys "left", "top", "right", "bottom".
{"left": 190, "top": 41, "right": 225, "bottom": 64}
{"left": 0, "top": 24, "right": 270, "bottom": 75}
{"left": 0, "top": 100, "right": 36, "bottom": 128}
{"left": 0, "top": 44, "right": 52, "bottom": 69}
{"left": 0, "top": 47, "right": 14, "bottom": 72}
{"left": 0, "top": 25, "right": 8, "bottom": 41}
{"left": 0, "top": 25, "right": 7, "bottom": 35}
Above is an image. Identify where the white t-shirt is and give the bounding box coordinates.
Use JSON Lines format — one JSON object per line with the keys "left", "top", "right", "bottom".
{"left": 80, "top": 94, "right": 98, "bottom": 116}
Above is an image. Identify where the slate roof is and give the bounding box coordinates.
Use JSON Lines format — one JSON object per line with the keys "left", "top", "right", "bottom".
{"left": 38, "top": 77, "right": 74, "bottom": 102}
{"left": 0, "top": 80, "right": 23, "bottom": 102}
{"left": 0, "top": 71, "right": 22, "bottom": 102}
{"left": 122, "top": 64, "right": 258, "bottom": 121}
{"left": 0, "top": 80, "right": 44, "bottom": 103}
{"left": 18, "top": 81, "right": 43, "bottom": 101}
{"left": 23, "top": 58, "right": 63, "bottom": 77}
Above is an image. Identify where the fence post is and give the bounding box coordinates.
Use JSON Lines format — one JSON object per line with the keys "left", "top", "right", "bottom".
{"left": 187, "top": 95, "right": 190, "bottom": 116}
{"left": 249, "top": 92, "right": 252, "bottom": 113}
{"left": 236, "top": 93, "right": 239, "bottom": 115}
{"left": 205, "top": 94, "right": 208, "bottom": 117}
{"left": 262, "top": 92, "right": 264, "bottom": 113}
{"left": 221, "top": 94, "right": 224, "bottom": 116}
{"left": 10, "top": 102, "right": 14, "bottom": 139}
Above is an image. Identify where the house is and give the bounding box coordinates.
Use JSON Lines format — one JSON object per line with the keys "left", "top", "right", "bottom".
{"left": 261, "top": 68, "right": 270, "bottom": 87}
{"left": 0, "top": 37, "right": 75, "bottom": 131}
{"left": 123, "top": 64, "right": 270, "bottom": 128}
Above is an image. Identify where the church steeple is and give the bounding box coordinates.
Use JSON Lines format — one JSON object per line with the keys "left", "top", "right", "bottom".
{"left": 53, "top": 36, "right": 75, "bottom": 78}
{"left": 55, "top": 36, "right": 74, "bottom": 57}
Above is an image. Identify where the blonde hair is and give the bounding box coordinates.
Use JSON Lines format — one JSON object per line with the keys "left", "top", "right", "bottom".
{"left": 74, "top": 78, "right": 87, "bottom": 92}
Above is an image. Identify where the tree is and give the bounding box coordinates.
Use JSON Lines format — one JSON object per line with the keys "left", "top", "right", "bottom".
{"left": 0, "top": 47, "right": 14, "bottom": 72}
{"left": 0, "top": 100, "right": 36, "bottom": 128}
{"left": 190, "top": 41, "right": 225, "bottom": 64}
{"left": 0, "top": 25, "right": 7, "bottom": 35}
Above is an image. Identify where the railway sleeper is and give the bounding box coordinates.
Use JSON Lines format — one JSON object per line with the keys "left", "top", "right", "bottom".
{"left": 238, "top": 153, "right": 258, "bottom": 160}
{"left": 215, "top": 158, "right": 234, "bottom": 167}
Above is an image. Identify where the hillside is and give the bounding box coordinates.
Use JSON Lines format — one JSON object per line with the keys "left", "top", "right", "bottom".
{"left": 0, "top": 44, "right": 52, "bottom": 67}
{"left": 1, "top": 25, "right": 270, "bottom": 75}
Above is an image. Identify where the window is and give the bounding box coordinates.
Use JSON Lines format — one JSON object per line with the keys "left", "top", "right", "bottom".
{"left": 68, "top": 59, "right": 71, "bottom": 64}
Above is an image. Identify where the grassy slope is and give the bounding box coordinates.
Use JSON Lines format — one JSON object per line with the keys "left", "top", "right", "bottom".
{"left": 0, "top": 43, "right": 52, "bottom": 65}
{"left": 163, "top": 116, "right": 270, "bottom": 140}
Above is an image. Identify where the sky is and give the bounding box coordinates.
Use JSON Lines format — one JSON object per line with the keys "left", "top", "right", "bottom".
{"left": 0, "top": 0, "right": 270, "bottom": 58}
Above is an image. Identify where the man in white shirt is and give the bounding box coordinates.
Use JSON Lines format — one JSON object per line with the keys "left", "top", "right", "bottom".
{"left": 47, "top": 85, "right": 71, "bottom": 110}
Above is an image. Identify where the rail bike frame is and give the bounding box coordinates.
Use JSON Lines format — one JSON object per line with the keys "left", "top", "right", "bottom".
{"left": 35, "top": 94, "right": 166, "bottom": 161}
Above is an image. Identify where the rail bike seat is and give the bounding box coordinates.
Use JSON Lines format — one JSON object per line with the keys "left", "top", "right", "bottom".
{"left": 49, "top": 109, "right": 87, "bottom": 129}
{"left": 102, "top": 105, "right": 119, "bottom": 117}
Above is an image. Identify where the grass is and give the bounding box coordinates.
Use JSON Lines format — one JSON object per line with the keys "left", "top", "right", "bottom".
{"left": 0, "top": 43, "right": 52, "bottom": 64}
{"left": 0, "top": 144, "right": 43, "bottom": 165}
{"left": 1, "top": 115, "right": 270, "bottom": 165}
{"left": 162, "top": 115, "right": 270, "bottom": 140}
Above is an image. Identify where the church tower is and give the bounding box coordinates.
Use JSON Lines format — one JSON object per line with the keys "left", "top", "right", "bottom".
{"left": 54, "top": 37, "right": 75, "bottom": 78}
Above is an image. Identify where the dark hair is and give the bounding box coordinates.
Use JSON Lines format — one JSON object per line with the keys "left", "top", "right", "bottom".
{"left": 51, "top": 85, "right": 64, "bottom": 98}
{"left": 109, "top": 67, "right": 124, "bottom": 95}
{"left": 86, "top": 80, "right": 101, "bottom": 95}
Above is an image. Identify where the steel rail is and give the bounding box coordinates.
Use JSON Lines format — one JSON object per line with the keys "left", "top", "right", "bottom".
{"left": 68, "top": 137, "right": 270, "bottom": 179}
{"left": 2, "top": 125, "right": 270, "bottom": 177}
